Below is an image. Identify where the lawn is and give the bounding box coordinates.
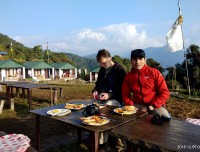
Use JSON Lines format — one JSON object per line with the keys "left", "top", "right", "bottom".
{"left": 0, "top": 82, "right": 200, "bottom": 151}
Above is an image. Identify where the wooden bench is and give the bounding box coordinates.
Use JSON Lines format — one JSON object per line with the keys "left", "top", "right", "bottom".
{"left": 110, "top": 115, "right": 200, "bottom": 152}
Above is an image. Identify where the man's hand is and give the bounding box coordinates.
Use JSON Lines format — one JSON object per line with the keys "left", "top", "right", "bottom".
{"left": 99, "top": 93, "right": 109, "bottom": 100}
{"left": 92, "top": 91, "right": 98, "bottom": 100}
{"left": 134, "top": 104, "right": 147, "bottom": 112}
{"left": 140, "top": 107, "right": 148, "bottom": 113}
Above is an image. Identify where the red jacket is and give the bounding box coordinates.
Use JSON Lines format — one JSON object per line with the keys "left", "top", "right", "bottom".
{"left": 122, "top": 65, "right": 170, "bottom": 108}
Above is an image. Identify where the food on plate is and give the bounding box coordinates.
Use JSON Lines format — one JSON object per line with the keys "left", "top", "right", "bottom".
{"left": 114, "top": 106, "right": 136, "bottom": 115}
{"left": 122, "top": 110, "right": 135, "bottom": 115}
{"left": 115, "top": 108, "right": 123, "bottom": 113}
{"left": 47, "top": 109, "right": 71, "bottom": 116}
{"left": 87, "top": 122, "right": 99, "bottom": 125}
{"left": 79, "top": 117, "right": 88, "bottom": 120}
{"left": 80, "top": 115, "right": 109, "bottom": 125}
{"left": 93, "top": 102, "right": 99, "bottom": 106}
{"left": 123, "top": 105, "right": 136, "bottom": 111}
{"left": 83, "top": 119, "right": 96, "bottom": 123}
{"left": 98, "top": 118, "right": 109, "bottom": 124}
{"left": 52, "top": 109, "right": 60, "bottom": 114}
{"left": 65, "top": 103, "right": 84, "bottom": 109}
{"left": 92, "top": 115, "right": 101, "bottom": 122}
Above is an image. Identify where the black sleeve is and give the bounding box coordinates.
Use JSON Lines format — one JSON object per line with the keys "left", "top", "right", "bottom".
{"left": 110, "top": 64, "right": 126, "bottom": 101}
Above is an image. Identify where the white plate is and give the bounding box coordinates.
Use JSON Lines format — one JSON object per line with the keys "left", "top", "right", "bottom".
{"left": 105, "top": 100, "right": 121, "bottom": 107}
{"left": 81, "top": 116, "right": 110, "bottom": 126}
{"left": 114, "top": 108, "right": 136, "bottom": 115}
{"left": 65, "top": 103, "right": 85, "bottom": 110}
{"left": 47, "top": 109, "right": 71, "bottom": 116}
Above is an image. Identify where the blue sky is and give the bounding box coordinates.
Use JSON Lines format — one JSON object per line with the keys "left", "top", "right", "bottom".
{"left": 1, "top": 0, "right": 200, "bottom": 56}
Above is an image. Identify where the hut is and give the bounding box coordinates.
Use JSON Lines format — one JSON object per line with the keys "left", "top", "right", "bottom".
{"left": 0, "top": 59, "right": 25, "bottom": 81}
{"left": 23, "top": 61, "right": 54, "bottom": 81}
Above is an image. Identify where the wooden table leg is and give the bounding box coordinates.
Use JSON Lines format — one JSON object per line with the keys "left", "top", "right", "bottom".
{"left": 53, "top": 90, "right": 57, "bottom": 104}
{"left": 50, "top": 86, "right": 53, "bottom": 106}
{"left": 11, "top": 86, "right": 14, "bottom": 97}
{"left": 126, "top": 142, "right": 133, "bottom": 152}
{"left": 16, "top": 88, "right": 20, "bottom": 97}
{"left": 91, "top": 131, "right": 99, "bottom": 152}
{"left": 36, "top": 115, "right": 40, "bottom": 151}
{"left": 60, "top": 88, "right": 63, "bottom": 97}
{"left": 77, "top": 129, "right": 82, "bottom": 144}
{"left": 6, "top": 86, "right": 11, "bottom": 108}
{"left": 22, "top": 88, "right": 26, "bottom": 98}
{"left": 27, "top": 88, "right": 32, "bottom": 110}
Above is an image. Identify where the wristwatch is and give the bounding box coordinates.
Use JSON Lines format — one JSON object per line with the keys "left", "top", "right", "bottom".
{"left": 148, "top": 105, "right": 155, "bottom": 111}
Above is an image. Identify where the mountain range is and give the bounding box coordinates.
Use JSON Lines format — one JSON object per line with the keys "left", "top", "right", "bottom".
{"left": 65, "top": 53, "right": 98, "bottom": 71}
{"left": 84, "top": 46, "right": 185, "bottom": 68}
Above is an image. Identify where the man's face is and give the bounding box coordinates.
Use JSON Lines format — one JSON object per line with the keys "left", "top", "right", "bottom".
{"left": 131, "top": 57, "right": 146, "bottom": 69}
{"left": 98, "top": 57, "right": 111, "bottom": 69}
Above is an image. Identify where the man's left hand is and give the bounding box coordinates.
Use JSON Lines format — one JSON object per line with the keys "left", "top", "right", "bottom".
{"left": 140, "top": 107, "right": 148, "bottom": 113}
{"left": 99, "top": 93, "right": 109, "bottom": 100}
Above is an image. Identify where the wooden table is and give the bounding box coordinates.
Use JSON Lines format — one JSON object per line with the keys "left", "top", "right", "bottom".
{"left": 0, "top": 81, "right": 28, "bottom": 108}
{"left": 0, "top": 82, "right": 63, "bottom": 110}
{"left": 110, "top": 115, "right": 200, "bottom": 152}
{"left": 30, "top": 100, "right": 147, "bottom": 152}
{"left": 9, "top": 83, "right": 55, "bottom": 110}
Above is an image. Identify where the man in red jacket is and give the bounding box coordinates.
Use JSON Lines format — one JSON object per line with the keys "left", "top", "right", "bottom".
{"left": 122, "top": 49, "right": 171, "bottom": 119}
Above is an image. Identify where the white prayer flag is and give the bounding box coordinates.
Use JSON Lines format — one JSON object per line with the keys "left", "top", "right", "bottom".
{"left": 166, "top": 15, "right": 184, "bottom": 52}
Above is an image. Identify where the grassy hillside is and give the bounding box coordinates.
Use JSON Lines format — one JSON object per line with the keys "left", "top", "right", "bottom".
{"left": 0, "top": 33, "right": 99, "bottom": 71}
{"left": 66, "top": 53, "right": 98, "bottom": 71}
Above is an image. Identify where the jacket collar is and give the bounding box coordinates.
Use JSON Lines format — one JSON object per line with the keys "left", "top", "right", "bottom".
{"left": 131, "top": 65, "right": 147, "bottom": 73}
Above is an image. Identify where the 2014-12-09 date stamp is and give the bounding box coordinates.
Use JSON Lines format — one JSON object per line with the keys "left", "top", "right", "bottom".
{"left": 177, "top": 144, "right": 200, "bottom": 150}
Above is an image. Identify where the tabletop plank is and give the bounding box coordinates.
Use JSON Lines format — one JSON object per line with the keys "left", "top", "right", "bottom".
{"left": 0, "top": 81, "right": 28, "bottom": 86}
{"left": 9, "top": 83, "right": 52, "bottom": 89}
{"left": 30, "top": 101, "right": 147, "bottom": 132}
{"left": 110, "top": 115, "right": 200, "bottom": 152}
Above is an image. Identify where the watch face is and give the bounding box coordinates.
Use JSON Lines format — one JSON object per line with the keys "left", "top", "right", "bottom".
{"left": 149, "top": 106, "right": 154, "bottom": 111}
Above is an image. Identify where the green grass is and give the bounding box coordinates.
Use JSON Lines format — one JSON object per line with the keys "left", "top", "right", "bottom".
{"left": 0, "top": 82, "right": 200, "bottom": 151}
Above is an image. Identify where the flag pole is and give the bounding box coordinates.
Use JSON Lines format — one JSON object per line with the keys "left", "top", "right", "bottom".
{"left": 10, "top": 40, "right": 13, "bottom": 59}
{"left": 178, "top": 0, "right": 191, "bottom": 96}
{"left": 47, "top": 39, "right": 49, "bottom": 63}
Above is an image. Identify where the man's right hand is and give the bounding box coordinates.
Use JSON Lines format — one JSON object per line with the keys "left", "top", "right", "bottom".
{"left": 92, "top": 91, "right": 99, "bottom": 100}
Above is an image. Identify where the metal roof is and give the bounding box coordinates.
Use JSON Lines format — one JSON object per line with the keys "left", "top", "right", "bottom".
{"left": 23, "top": 61, "right": 53, "bottom": 69}
{"left": 0, "top": 59, "right": 24, "bottom": 68}
{"left": 51, "top": 62, "right": 76, "bottom": 69}
{"left": 0, "top": 52, "right": 7, "bottom": 55}
{"left": 91, "top": 67, "right": 100, "bottom": 72}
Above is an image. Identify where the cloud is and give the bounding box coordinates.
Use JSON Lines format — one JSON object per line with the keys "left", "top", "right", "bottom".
{"left": 13, "top": 35, "right": 45, "bottom": 47}
{"left": 13, "top": 23, "right": 166, "bottom": 56}
{"left": 76, "top": 29, "right": 106, "bottom": 41}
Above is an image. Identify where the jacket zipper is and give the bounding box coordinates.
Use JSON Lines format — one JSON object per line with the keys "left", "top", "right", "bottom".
{"left": 138, "top": 70, "right": 144, "bottom": 102}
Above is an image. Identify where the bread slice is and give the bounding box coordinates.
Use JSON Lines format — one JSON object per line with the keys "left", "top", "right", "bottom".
{"left": 123, "top": 106, "right": 136, "bottom": 111}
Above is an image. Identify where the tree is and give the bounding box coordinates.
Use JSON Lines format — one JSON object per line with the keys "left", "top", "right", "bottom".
{"left": 166, "top": 44, "right": 200, "bottom": 89}
{"left": 112, "top": 55, "right": 131, "bottom": 72}
{"left": 146, "top": 58, "right": 164, "bottom": 74}
{"left": 185, "top": 44, "right": 200, "bottom": 88}
{"left": 33, "top": 45, "right": 43, "bottom": 60}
